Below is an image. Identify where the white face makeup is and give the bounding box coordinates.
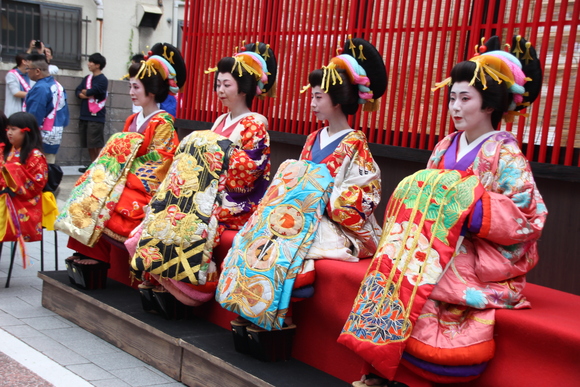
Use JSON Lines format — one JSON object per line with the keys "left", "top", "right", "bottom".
{"left": 449, "top": 81, "right": 493, "bottom": 140}
{"left": 310, "top": 85, "right": 338, "bottom": 122}
{"left": 129, "top": 77, "right": 155, "bottom": 108}
{"left": 215, "top": 72, "right": 246, "bottom": 111}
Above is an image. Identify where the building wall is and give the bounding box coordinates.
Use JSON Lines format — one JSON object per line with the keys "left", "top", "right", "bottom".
{"left": 0, "top": 0, "right": 185, "bottom": 80}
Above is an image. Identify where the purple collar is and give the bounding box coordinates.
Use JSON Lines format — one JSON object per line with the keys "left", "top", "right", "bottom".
{"left": 444, "top": 132, "right": 486, "bottom": 171}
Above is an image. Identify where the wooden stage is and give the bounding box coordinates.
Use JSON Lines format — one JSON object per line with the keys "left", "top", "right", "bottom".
{"left": 38, "top": 271, "right": 348, "bottom": 387}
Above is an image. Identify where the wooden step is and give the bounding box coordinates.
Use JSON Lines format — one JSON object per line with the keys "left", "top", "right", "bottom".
{"left": 38, "top": 271, "right": 349, "bottom": 387}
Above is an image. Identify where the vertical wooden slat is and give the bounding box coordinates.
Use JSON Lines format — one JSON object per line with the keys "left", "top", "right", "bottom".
{"left": 180, "top": 0, "right": 578, "bottom": 167}
{"left": 549, "top": 0, "right": 572, "bottom": 164}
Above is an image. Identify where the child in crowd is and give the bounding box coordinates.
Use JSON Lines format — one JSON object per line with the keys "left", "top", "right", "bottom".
{"left": 0, "top": 112, "right": 48, "bottom": 243}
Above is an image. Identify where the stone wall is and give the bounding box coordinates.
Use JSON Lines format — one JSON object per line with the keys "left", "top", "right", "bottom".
{"left": 0, "top": 70, "right": 132, "bottom": 166}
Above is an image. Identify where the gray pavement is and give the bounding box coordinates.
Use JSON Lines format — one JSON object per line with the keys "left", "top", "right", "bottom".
{"left": 0, "top": 166, "right": 186, "bottom": 387}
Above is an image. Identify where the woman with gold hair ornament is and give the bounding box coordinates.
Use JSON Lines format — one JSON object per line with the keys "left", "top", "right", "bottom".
{"left": 341, "top": 36, "right": 547, "bottom": 387}
{"left": 129, "top": 42, "right": 277, "bottom": 309}
{"left": 292, "top": 36, "right": 387, "bottom": 297}
{"left": 57, "top": 43, "right": 186, "bottom": 288}
{"left": 215, "top": 37, "right": 385, "bottom": 345}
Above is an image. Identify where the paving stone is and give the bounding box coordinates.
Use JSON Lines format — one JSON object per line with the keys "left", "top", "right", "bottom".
{"left": 109, "top": 366, "right": 179, "bottom": 387}
{"left": 22, "top": 315, "right": 74, "bottom": 331}
{"left": 66, "top": 363, "right": 115, "bottom": 381}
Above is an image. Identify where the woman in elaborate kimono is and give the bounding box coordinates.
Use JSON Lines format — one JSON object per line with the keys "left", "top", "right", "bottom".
{"left": 0, "top": 112, "right": 47, "bottom": 244}
{"left": 61, "top": 43, "right": 187, "bottom": 287}
{"left": 217, "top": 37, "right": 386, "bottom": 345}
{"left": 292, "top": 36, "right": 387, "bottom": 299}
{"left": 131, "top": 42, "right": 277, "bottom": 308}
{"left": 345, "top": 36, "right": 547, "bottom": 387}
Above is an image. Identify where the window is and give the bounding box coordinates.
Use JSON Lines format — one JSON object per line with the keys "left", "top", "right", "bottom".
{"left": 1, "top": 0, "right": 82, "bottom": 70}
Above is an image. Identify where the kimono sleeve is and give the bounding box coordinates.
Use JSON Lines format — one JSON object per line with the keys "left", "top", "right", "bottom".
{"left": 2, "top": 149, "right": 48, "bottom": 200}
{"left": 328, "top": 134, "right": 381, "bottom": 233}
{"left": 473, "top": 144, "right": 547, "bottom": 281}
{"left": 477, "top": 146, "right": 546, "bottom": 245}
{"left": 224, "top": 116, "right": 270, "bottom": 192}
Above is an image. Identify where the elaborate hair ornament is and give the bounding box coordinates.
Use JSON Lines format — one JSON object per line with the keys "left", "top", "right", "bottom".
{"left": 136, "top": 55, "right": 179, "bottom": 95}
{"left": 433, "top": 35, "right": 542, "bottom": 122}
{"left": 301, "top": 35, "right": 386, "bottom": 112}
{"left": 207, "top": 41, "right": 276, "bottom": 97}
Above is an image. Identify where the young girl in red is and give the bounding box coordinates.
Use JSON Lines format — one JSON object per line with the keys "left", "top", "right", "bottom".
{"left": 0, "top": 111, "right": 48, "bottom": 242}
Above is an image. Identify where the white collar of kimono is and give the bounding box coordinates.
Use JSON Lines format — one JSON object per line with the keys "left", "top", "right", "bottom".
{"left": 320, "top": 127, "right": 353, "bottom": 148}
{"left": 457, "top": 130, "right": 496, "bottom": 161}
{"left": 225, "top": 112, "right": 253, "bottom": 128}
{"left": 136, "top": 109, "right": 163, "bottom": 131}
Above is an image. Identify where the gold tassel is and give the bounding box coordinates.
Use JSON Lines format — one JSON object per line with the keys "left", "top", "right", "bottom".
{"left": 362, "top": 98, "right": 379, "bottom": 112}
{"left": 474, "top": 44, "right": 479, "bottom": 55}
{"left": 431, "top": 77, "right": 451, "bottom": 92}
{"left": 348, "top": 34, "right": 356, "bottom": 57}
{"left": 321, "top": 62, "right": 342, "bottom": 93}
{"left": 255, "top": 42, "right": 260, "bottom": 54}
{"left": 504, "top": 43, "right": 511, "bottom": 52}
{"left": 162, "top": 46, "right": 175, "bottom": 64}
{"left": 299, "top": 84, "right": 311, "bottom": 94}
{"left": 136, "top": 61, "right": 159, "bottom": 80}
{"left": 503, "top": 110, "right": 529, "bottom": 123}
{"left": 234, "top": 46, "right": 238, "bottom": 55}
{"left": 513, "top": 35, "right": 524, "bottom": 58}
{"left": 204, "top": 67, "right": 218, "bottom": 74}
{"left": 522, "top": 42, "right": 533, "bottom": 64}
{"left": 266, "top": 82, "right": 277, "bottom": 98}
{"left": 358, "top": 45, "right": 367, "bottom": 61}
{"left": 263, "top": 44, "right": 270, "bottom": 60}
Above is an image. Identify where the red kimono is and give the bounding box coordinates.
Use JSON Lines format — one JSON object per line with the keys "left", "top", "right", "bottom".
{"left": 0, "top": 145, "right": 48, "bottom": 242}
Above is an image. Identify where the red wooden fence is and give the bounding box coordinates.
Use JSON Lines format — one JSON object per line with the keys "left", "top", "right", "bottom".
{"left": 180, "top": 0, "right": 580, "bottom": 166}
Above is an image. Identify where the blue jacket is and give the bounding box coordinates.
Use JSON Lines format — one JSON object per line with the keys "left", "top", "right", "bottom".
{"left": 25, "top": 76, "right": 70, "bottom": 129}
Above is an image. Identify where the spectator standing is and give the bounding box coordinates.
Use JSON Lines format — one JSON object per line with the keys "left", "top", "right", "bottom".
{"left": 44, "top": 45, "right": 59, "bottom": 75}
{"left": 4, "top": 53, "right": 35, "bottom": 117}
{"left": 76, "top": 53, "right": 108, "bottom": 171}
{"left": 24, "top": 53, "right": 70, "bottom": 164}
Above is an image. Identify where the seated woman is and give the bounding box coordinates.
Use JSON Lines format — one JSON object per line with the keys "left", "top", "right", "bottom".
{"left": 57, "top": 43, "right": 186, "bottom": 287}
{"left": 340, "top": 36, "right": 547, "bottom": 387}
{"left": 217, "top": 37, "right": 387, "bottom": 333}
{"left": 130, "top": 42, "right": 277, "bottom": 309}
{"left": 0, "top": 111, "right": 48, "bottom": 262}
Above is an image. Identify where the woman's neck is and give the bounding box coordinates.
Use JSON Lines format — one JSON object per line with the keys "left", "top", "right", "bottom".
{"left": 464, "top": 126, "right": 495, "bottom": 144}
{"left": 228, "top": 105, "right": 251, "bottom": 120}
{"left": 326, "top": 115, "right": 351, "bottom": 136}
{"left": 141, "top": 101, "right": 159, "bottom": 118}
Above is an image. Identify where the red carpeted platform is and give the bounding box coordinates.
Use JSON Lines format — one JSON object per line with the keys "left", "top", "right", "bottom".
{"left": 205, "top": 231, "right": 580, "bottom": 386}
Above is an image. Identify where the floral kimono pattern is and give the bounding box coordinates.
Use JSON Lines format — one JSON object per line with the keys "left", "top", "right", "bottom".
{"left": 403, "top": 131, "right": 547, "bottom": 383}
{"left": 338, "top": 169, "right": 485, "bottom": 380}
{"left": 105, "top": 112, "right": 179, "bottom": 241}
{"left": 131, "top": 130, "right": 232, "bottom": 285}
{"left": 217, "top": 160, "right": 333, "bottom": 330}
{"left": 211, "top": 113, "right": 271, "bottom": 233}
{"left": 0, "top": 147, "right": 47, "bottom": 244}
{"left": 55, "top": 133, "right": 144, "bottom": 246}
{"left": 300, "top": 129, "right": 382, "bottom": 261}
